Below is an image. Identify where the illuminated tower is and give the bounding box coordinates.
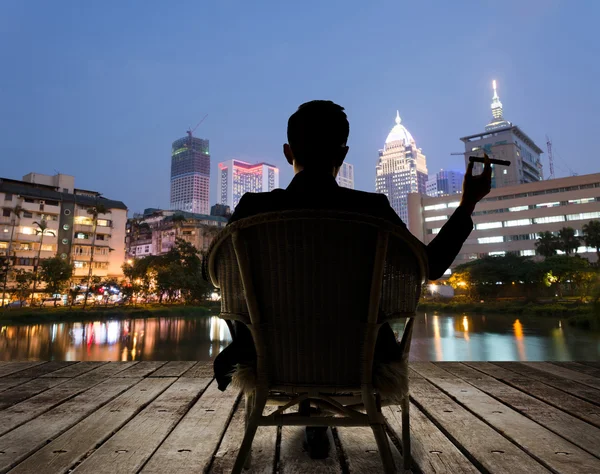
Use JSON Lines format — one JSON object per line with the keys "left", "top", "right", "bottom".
{"left": 375, "top": 111, "right": 428, "bottom": 227}
{"left": 170, "top": 133, "right": 210, "bottom": 214}
{"left": 461, "top": 81, "right": 543, "bottom": 188}
{"left": 218, "top": 160, "right": 279, "bottom": 210}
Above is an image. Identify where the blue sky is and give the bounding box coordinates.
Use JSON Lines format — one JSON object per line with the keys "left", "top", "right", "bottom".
{"left": 1, "top": 0, "right": 598, "bottom": 214}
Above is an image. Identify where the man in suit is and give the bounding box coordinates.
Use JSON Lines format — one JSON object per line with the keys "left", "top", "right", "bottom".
{"left": 213, "top": 100, "right": 491, "bottom": 458}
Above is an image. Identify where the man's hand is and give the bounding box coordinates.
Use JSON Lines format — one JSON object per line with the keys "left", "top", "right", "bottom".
{"left": 460, "top": 153, "right": 492, "bottom": 214}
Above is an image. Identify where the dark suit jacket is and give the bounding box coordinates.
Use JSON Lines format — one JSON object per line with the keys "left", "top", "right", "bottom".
{"left": 228, "top": 170, "right": 473, "bottom": 280}
{"left": 212, "top": 169, "right": 474, "bottom": 391}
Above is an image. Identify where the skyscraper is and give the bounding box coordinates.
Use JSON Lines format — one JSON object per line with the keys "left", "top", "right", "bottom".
{"left": 426, "top": 170, "right": 464, "bottom": 197}
{"left": 218, "top": 159, "right": 279, "bottom": 210}
{"left": 376, "top": 111, "right": 428, "bottom": 226}
{"left": 335, "top": 162, "right": 354, "bottom": 189}
{"left": 460, "top": 81, "right": 543, "bottom": 188}
{"left": 170, "top": 132, "right": 210, "bottom": 215}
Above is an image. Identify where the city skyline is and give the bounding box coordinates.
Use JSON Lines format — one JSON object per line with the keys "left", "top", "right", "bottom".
{"left": 1, "top": 2, "right": 598, "bottom": 214}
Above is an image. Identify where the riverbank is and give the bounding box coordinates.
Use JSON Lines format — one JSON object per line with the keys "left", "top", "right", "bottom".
{"left": 419, "top": 299, "right": 600, "bottom": 330}
{"left": 0, "top": 303, "right": 219, "bottom": 325}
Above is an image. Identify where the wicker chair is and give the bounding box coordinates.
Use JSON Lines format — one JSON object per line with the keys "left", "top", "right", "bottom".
{"left": 207, "top": 210, "right": 427, "bottom": 473}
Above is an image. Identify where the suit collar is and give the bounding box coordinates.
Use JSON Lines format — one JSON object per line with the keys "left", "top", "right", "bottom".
{"left": 286, "top": 170, "right": 339, "bottom": 193}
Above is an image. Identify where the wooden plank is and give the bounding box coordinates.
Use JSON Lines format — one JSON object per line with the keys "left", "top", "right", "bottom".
{"left": 580, "top": 361, "right": 600, "bottom": 369}
{"left": 149, "top": 361, "right": 197, "bottom": 378}
{"left": 0, "top": 377, "right": 68, "bottom": 410}
{"left": 550, "top": 362, "right": 600, "bottom": 378}
{"left": 522, "top": 362, "right": 600, "bottom": 391}
{"left": 0, "top": 362, "right": 45, "bottom": 378}
{"left": 436, "top": 362, "right": 600, "bottom": 458}
{"left": 40, "top": 361, "right": 107, "bottom": 378}
{"left": 412, "top": 362, "right": 600, "bottom": 474}
{"left": 384, "top": 403, "right": 480, "bottom": 473}
{"left": 5, "top": 361, "right": 75, "bottom": 378}
{"left": 0, "top": 377, "right": 139, "bottom": 473}
{"left": 140, "top": 381, "right": 239, "bottom": 473}
{"left": 464, "top": 362, "right": 600, "bottom": 428}
{"left": 181, "top": 361, "right": 214, "bottom": 378}
{"left": 210, "top": 406, "right": 277, "bottom": 474}
{"left": 8, "top": 378, "right": 178, "bottom": 474}
{"left": 493, "top": 362, "right": 600, "bottom": 406}
{"left": 336, "top": 426, "right": 402, "bottom": 473}
{"left": 77, "top": 361, "right": 139, "bottom": 379}
{"left": 71, "top": 377, "right": 208, "bottom": 473}
{"left": 0, "top": 378, "right": 31, "bottom": 394}
{"left": 111, "top": 361, "right": 167, "bottom": 378}
{"left": 0, "top": 376, "right": 108, "bottom": 436}
{"left": 407, "top": 368, "right": 550, "bottom": 473}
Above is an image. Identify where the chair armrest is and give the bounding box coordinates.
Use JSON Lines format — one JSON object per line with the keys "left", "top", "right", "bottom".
{"left": 219, "top": 312, "right": 251, "bottom": 325}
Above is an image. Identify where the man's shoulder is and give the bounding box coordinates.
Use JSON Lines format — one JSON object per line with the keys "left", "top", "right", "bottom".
{"left": 337, "top": 187, "right": 389, "bottom": 203}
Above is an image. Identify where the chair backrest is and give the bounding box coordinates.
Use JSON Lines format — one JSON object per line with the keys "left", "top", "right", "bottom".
{"left": 208, "top": 210, "right": 427, "bottom": 391}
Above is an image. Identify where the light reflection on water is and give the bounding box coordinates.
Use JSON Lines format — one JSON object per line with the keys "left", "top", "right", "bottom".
{"left": 0, "top": 312, "right": 598, "bottom": 361}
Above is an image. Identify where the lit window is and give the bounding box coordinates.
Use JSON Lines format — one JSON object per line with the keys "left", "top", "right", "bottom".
{"left": 533, "top": 216, "right": 565, "bottom": 224}
{"left": 568, "top": 198, "right": 595, "bottom": 204}
{"left": 478, "top": 236, "right": 504, "bottom": 244}
{"left": 20, "top": 226, "right": 34, "bottom": 235}
{"left": 489, "top": 251, "right": 506, "bottom": 256}
{"left": 505, "top": 219, "right": 532, "bottom": 227}
{"left": 475, "top": 222, "right": 502, "bottom": 230}
{"left": 424, "top": 203, "right": 447, "bottom": 211}
{"left": 448, "top": 201, "right": 460, "bottom": 208}
{"left": 536, "top": 202, "right": 560, "bottom": 208}
{"left": 566, "top": 212, "right": 600, "bottom": 221}
{"left": 520, "top": 250, "right": 535, "bottom": 256}
{"left": 431, "top": 228, "right": 441, "bottom": 234}
{"left": 508, "top": 206, "right": 529, "bottom": 212}
{"left": 425, "top": 215, "right": 448, "bottom": 222}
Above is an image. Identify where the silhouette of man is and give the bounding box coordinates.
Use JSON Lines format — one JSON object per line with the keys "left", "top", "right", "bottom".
{"left": 212, "top": 100, "right": 492, "bottom": 458}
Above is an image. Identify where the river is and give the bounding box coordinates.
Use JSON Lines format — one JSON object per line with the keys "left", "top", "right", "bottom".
{"left": 0, "top": 312, "right": 598, "bottom": 361}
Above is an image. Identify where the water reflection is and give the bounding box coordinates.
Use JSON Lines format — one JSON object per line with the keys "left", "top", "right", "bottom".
{"left": 1, "top": 312, "right": 598, "bottom": 361}
{"left": 0, "top": 315, "right": 232, "bottom": 361}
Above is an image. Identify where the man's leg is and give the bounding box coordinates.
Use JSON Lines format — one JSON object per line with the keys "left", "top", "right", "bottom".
{"left": 214, "top": 321, "right": 256, "bottom": 392}
{"left": 300, "top": 400, "right": 330, "bottom": 459}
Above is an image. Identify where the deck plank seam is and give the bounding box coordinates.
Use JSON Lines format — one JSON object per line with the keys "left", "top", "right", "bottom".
{"left": 330, "top": 427, "right": 351, "bottom": 474}
{"left": 413, "top": 366, "right": 581, "bottom": 474}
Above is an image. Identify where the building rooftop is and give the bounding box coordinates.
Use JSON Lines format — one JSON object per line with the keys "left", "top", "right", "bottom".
{"left": 385, "top": 111, "right": 414, "bottom": 145}
{"left": 0, "top": 177, "right": 127, "bottom": 210}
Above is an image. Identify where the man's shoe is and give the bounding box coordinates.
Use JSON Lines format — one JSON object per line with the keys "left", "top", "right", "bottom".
{"left": 304, "top": 427, "right": 330, "bottom": 459}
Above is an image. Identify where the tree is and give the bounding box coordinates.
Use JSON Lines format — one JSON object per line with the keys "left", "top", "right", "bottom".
{"left": 39, "top": 257, "right": 73, "bottom": 306}
{"left": 30, "top": 220, "right": 56, "bottom": 305}
{"left": 557, "top": 227, "right": 580, "bottom": 256}
{"left": 1, "top": 204, "right": 22, "bottom": 306}
{"left": 11, "top": 269, "right": 33, "bottom": 307}
{"left": 582, "top": 220, "right": 600, "bottom": 263}
{"left": 83, "top": 203, "right": 108, "bottom": 310}
{"left": 535, "top": 231, "right": 558, "bottom": 258}
{"left": 536, "top": 254, "right": 590, "bottom": 298}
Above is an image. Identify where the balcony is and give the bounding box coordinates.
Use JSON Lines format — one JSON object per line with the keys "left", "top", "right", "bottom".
{"left": 72, "top": 252, "right": 110, "bottom": 262}
{"left": 73, "top": 267, "right": 108, "bottom": 278}
{"left": 74, "top": 224, "right": 94, "bottom": 233}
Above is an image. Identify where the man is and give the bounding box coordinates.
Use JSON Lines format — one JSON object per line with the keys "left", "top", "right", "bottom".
{"left": 213, "top": 100, "right": 492, "bottom": 458}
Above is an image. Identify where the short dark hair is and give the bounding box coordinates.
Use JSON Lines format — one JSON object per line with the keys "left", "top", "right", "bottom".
{"left": 287, "top": 100, "right": 349, "bottom": 169}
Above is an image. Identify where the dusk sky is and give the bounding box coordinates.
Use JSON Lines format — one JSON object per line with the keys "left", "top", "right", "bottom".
{"left": 1, "top": 0, "right": 598, "bottom": 214}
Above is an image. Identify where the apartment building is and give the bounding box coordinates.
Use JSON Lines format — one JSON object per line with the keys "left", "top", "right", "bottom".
{"left": 0, "top": 173, "right": 127, "bottom": 286}
{"left": 408, "top": 173, "right": 600, "bottom": 273}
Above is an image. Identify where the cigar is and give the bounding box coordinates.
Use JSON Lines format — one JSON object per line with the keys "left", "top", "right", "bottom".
{"left": 469, "top": 156, "right": 511, "bottom": 166}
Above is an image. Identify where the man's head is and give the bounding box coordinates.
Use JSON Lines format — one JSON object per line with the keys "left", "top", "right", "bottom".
{"left": 284, "top": 100, "right": 349, "bottom": 175}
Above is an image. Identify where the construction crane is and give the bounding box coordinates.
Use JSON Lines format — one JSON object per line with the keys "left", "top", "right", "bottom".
{"left": 546, "top": 135, "right": 554, "bottom": 180}
{"left": 186, "top": 114, "right": 208, "bottom": 139}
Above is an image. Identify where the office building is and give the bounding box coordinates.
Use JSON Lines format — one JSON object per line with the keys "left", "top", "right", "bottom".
{"left": 0, "top": 173, "right": 127, "bottom": 287}
{"left": 426, "top": 170, "right": 464, "bottom": 197}
{"left": 170, "top": 132, "right": 210, "bottom": 215}
{"left": 126, "top": 208, "right": 227, "bottom": 258}
{"left": 461, "top": 81, "right": 543, "bottom": 188}
{"left": 408, "top": 173, "right": 600, "bottom": 274}
{"left": 376, "top": 111, "right": 428, "bottom": 226}
{"left": 218, "top": 160, "right": 279, "bottom": 211}
{"left": 336, "top": 162, "right": 354, "bottom": 189}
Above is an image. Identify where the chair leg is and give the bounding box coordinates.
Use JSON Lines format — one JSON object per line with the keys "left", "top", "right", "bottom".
{"left": 243, "top": 391, "right": 255, "bottom": 468}
{"left": 232, "top": 391, "right": 264, "bottom": 474}
{"left": 401, "top": 396, "right": 411, "bottom": 472}
{"left": 371, "top": 423, "right": 396, "bottom": 474}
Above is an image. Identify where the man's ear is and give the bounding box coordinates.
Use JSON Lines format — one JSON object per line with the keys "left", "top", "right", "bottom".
{"left": 283, "top": 143, "right": 294, "bottom": 165}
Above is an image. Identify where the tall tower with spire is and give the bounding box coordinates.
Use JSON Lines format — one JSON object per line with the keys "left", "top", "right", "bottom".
{"left": 376, "top": 111, "right": 428, "bottom": 227}
{"left": 460, "top": 80, "right": 543, "bottom": 188}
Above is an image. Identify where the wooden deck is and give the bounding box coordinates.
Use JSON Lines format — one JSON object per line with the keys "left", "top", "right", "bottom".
{"left": 0, "top": 361, "right": 599, "bottom": 473}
